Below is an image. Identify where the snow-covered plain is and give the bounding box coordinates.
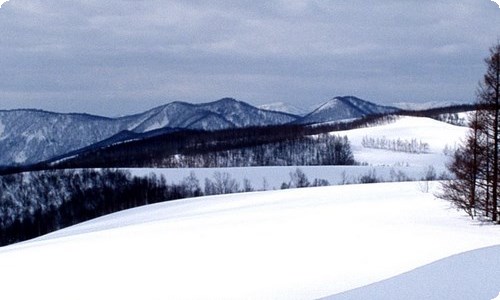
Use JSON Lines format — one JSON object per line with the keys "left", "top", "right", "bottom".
{"left": 1, "top": 182, "right": 500, "bottom": 300}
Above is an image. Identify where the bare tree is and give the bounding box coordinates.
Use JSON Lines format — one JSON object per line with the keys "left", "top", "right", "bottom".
{"left": 288, "top": 168, "right": 310, "bottom": 188}
{"left": 205, "top": 172, "right": 240, "bottom": 195}
{"left": 440, "top": 42, "right": 500, "bottom": 222}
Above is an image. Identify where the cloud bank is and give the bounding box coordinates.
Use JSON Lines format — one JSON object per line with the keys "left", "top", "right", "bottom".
{"left": 0, "top": 0, "right": 499, "bottom": 116}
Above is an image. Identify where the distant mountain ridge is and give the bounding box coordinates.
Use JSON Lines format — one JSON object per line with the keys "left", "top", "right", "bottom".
{"left": 258, "top": 102, "right": 308, "bottom": 116}
{"left": 297, "top": 96, "right": 400, "bottom": 124}
{"left": 0, "top": 98, "right": 298, "bottom": 165}
{"left": 0, "top": 96, "right": 402, "bottom": 166}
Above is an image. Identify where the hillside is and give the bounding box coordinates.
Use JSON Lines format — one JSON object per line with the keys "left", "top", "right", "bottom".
{"left": 338, "top": 115, "right": 468, "bottom": 171}
{"left": 1, "top": 182, "right": 499, "bottom": 299}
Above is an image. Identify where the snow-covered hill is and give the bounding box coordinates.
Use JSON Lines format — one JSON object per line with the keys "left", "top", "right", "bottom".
{"left": 0, "top": 98, "right": 298, "bottom": 165}
{"left": 1, "top": 182, "right": 499, "bottom": 299}
{"left": 297, "top": 96, "right": 399, "bottom": 124}
{"left": 338, "top": 115, "right": 468, "bottom": 170}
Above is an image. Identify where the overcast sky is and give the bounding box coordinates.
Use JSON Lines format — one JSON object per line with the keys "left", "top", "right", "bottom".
{"left": 0, "top": 0, "right": 499, "bottom": 116}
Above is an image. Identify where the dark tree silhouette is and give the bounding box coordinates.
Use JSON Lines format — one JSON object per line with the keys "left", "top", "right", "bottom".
{"left": 440, "top": 42, "right": 500, "bottom": 223}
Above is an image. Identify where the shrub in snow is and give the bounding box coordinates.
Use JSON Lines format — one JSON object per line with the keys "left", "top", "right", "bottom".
{"left": 358, "top": 169, "right": 380, "bottom": 184}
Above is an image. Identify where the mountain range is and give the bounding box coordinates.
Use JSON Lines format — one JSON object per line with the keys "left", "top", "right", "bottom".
{"left": 0, "top": 96, "right": 397, "bottom": 166}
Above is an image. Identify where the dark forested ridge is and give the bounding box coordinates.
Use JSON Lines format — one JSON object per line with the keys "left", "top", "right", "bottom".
{"left": 1, "top": 124, "right": 357, "bottom": 173}
{"left": 0, "top": 169, "right": 203, "bottom": 246}
{"left": 0, "top": 167, "right": 335, "bottom": 246}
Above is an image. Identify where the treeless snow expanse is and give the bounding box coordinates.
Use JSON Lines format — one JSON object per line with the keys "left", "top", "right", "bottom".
{"left": 324, "top": 245, "right": 500, "bottom": 300}
{"left": 1, "top": 182, "right": 499, "bottom": 299}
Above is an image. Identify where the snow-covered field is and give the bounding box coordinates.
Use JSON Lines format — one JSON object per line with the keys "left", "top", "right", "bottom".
{"left": 1, "top": 182, "right": 500, "bottom": 300}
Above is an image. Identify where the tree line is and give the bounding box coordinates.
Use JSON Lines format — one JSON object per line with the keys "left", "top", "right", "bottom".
{"left": 0, "top": 167, "right": 341, "bottom": 246}
{"left": 30, "top": 125, "right": 357, "bottom": 170}
{"left": 158, "top": 134, "right": 355, "bottom": 168}
{"left": 361, "top": 136, "right": 430, "bottom": 154}
{"left": 0, "top": 169, "right": 202, "bottom": 246}
{"left": 440, "top": 42, "right": 500, "bottom": 223}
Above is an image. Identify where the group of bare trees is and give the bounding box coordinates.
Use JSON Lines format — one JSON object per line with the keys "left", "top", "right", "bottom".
{"left": 440, "top": 43, "right": 500, "bottom": 223}
{"left": 361, "top": 136, "right": 430, "bottom": 154}
{"left": 0, "top": 169, "right": 208, "bottom": 246}
{"left": 159, "top": 134, "right": 355, "bottom": 168}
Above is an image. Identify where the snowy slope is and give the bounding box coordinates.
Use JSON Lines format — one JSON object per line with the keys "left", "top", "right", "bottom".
{"left": 338, "top": 116, "right": 468, "bottom": 172}
{"left": 325, "top": 245, "right": 500, "bottom": 300}
{"left": 1, "top": 182, "right": 499, "bottom": 300}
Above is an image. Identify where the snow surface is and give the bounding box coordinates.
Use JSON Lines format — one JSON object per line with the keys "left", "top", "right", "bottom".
{"left": 1, "top": 182, "right": 500, "bottom": 299}
{"left": 338, "top": 116, "right": 468, "bottom": 170}
{"left": 324, "top": 245, "right": 500, "bottom": 300}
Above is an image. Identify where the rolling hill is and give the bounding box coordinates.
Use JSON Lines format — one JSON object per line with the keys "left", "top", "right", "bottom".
{"left": 1, "top": 182, "right": 499, "bottom": 299}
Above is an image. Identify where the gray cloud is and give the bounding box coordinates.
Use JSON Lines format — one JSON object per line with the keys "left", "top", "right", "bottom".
{"left": 0, "top": 0, "right": 499, "bottom": 116}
